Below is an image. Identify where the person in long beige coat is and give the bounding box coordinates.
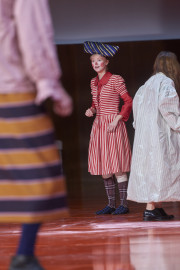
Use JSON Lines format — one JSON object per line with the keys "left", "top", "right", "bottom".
{"left": 127, "top": 51, "right": 180, "bottom": 221}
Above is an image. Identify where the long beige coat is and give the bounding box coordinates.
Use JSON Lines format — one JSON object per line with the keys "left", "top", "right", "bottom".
{"left": 127, "top": 72, "right": 180, "bottom": 203}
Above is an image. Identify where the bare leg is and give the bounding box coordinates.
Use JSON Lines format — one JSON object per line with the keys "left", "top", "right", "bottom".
{"left": 146, "top": 202, "right": 155, "bottom": 210}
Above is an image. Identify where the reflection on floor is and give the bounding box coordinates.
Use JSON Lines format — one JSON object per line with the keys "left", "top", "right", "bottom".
{"left": 0, "top": 201, "right": 180, "bottom": 270}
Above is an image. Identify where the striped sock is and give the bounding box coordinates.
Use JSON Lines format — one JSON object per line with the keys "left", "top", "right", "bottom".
{"left": 103, "top": 176, "right": 116, "bottom": 208}
{"left": 118, "top": 181, "right": 128, "bottom": 207}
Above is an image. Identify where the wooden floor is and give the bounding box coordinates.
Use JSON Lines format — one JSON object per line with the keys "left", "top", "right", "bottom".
{"left": 1, "top": 200, "right": 180, "bottom": 270}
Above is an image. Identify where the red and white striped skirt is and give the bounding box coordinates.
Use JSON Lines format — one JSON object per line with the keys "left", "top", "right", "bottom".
{"left": 88, "top": 114, "right": 131, "bottom": 175}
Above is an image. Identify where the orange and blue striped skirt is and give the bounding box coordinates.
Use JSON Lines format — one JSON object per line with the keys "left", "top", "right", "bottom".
{"left": 0, "top": 92, "right": 67, "bottom": 223}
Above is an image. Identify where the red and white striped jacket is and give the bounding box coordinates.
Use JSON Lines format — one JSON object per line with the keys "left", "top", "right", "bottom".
{"left": 90, "top": 72, "right": 132, "bottom": 121}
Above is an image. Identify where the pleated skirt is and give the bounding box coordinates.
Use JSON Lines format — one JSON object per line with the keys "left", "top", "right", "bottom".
{"left": 0, "top": 92, "right": 67, "bottom": 223}
{"left": 88, "top": 114, "right": 131, "bottom": 175}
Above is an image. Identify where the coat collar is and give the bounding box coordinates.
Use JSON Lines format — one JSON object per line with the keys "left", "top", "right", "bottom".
{"left": 95, "top": 72, "right": 112, "bottom": 88}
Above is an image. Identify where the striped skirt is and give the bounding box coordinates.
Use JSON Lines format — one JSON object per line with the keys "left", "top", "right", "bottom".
{"left": 88, "top": 114, "right": 131, "bottom": 175}
{"left": 0, "top": 92, "right": 67, "bottom": 223}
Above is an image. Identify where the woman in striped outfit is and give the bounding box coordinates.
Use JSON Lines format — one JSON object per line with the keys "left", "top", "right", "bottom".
{"left": 84, "top": 41, "right": 132, "bottom": 215}
{"left": 0, "top": 1, "right": 72, "bottom": 270}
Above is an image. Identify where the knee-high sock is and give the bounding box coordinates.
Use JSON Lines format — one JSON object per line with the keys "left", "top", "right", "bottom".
{"left": 103, "top": 176, "right": 116, "bottom": 208}
{"left": 16, "top": 223, "right": 41, "bottom": 256}
{"left": 116, "top": 174, "right": 128, "bottom": 207}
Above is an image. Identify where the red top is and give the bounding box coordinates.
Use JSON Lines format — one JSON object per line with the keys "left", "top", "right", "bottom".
{"left": 91, "top": 72, "right": 132, "bottom": 121}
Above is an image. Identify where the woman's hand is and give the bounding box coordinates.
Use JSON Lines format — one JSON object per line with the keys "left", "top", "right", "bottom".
{"left": 53, "top": 92, "right": 73, "bottom": 117}
{"left": 107, "top": 115, "right": 123, "bottom": 132}
{"left": 85, "top": 108, "right": 95, "bottom": 117}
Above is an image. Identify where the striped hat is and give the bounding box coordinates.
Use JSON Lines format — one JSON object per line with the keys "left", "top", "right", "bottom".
{"left": 84, "top": 41, "right": 119, "bottom": 57}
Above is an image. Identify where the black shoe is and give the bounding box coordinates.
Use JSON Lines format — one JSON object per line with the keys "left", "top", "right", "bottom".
{"left": 96, "top": 205, "right": 115, "bottom": 215}
{"left": 112, "top": 205, "right": 129, "bottom": 215}
{"left": 156, "top": 208, "right": 174, "bottom": 219}
{"left": 9, "top": 255, "right": 45, "bottom": 270}
{"left": 143, "top": 208, "right": 171, "bottom": 221}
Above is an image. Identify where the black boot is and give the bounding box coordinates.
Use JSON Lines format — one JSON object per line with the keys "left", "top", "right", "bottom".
{"left": 143, "top": 208, "right": 172, "bottom": 221}
{"left": 9, "top": 255, "right": 45, "bottom": 270}
{"left": 155, "top": 208, "right": 174, "bottom": 219}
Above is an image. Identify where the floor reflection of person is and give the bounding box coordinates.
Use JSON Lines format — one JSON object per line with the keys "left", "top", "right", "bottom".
{"left": 92, "top": 236, "right": 136, "bottom": 270}
{"left": 130, "top": 229, "right": 179, "bottom": 270}
{"left": 128, "top": 51, "right": 180, "bottom": 221}
{"left": 0, "top": 1, "right": 72, "bottom": 270}
{"left": 84, "top": 41, "right": 132, "bottom": 215}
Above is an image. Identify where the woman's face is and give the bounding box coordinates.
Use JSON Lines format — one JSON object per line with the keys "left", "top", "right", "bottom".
{"left": 90, "top": 54, "right": 109, "bottom": 74}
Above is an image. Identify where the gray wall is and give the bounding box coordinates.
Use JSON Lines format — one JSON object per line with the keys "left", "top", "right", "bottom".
{"left": 49, "top": 0, "right": 180, "bottom": 44}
